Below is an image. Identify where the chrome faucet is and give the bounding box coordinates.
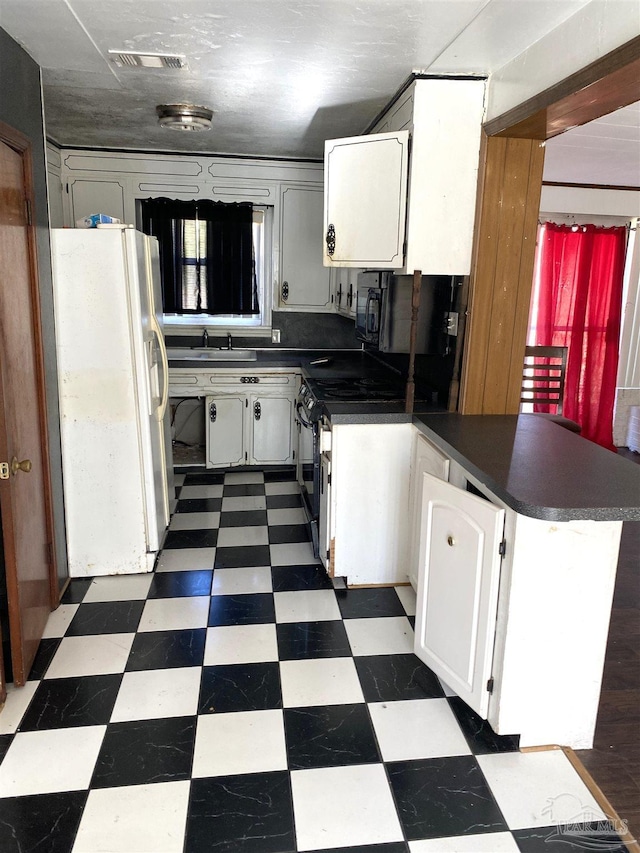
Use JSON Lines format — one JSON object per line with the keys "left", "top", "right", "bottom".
{"left": 227, "top": 333, "right": 233, "bottom": 350}
{"left": 202, "top": 329, "right": 209, "bottom": 348}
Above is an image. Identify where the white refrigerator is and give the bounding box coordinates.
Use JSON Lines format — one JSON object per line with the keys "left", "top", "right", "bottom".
{"left": 51, "top": 226, "right": 173, "bottom": 576}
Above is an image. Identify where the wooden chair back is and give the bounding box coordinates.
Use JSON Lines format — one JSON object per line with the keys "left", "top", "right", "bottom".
{"left": 521, "top": 345, "right": 568, "bottom": 415}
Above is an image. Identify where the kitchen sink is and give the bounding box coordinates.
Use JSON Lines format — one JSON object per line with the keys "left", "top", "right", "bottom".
{"left": 166, "top": 347, "right": 258, "bottom": 361}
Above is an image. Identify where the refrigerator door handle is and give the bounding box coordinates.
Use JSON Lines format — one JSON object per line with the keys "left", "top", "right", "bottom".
{"left": 151, "top": 317, "right": 169, "bottom": 421}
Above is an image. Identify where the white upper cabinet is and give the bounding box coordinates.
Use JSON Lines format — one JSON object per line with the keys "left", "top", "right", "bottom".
{"left": 323, "top": 78, "right": 486, "bottom": 275}
{"left": 323, "top": 131, "right": 410, "bottom": 269}
{"left": 279, "top": 186, "right": 332, "bottom": 310}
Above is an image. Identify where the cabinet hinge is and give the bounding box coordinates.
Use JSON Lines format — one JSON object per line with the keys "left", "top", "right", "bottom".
{"left": 292, "top": 449, "right": 296, "bottom": 460}
{"left": 487, "top": 677, "right": 494, "bottom": 694}
{"left": 65, "top": 182, "right": 69, "bottom": 194}
{"left": 244, "top": 452, "right": 248, "bottom": 462}
{"left": 327, "top": 473, "right": 331, "bottom": 485}
{"left": 498, "top": 539, "right": 506, "bottom": 557}
{"left": 25, "top": 199, "right": 32, "bottom": 226}
{"left": 245, "top": 398, "right": 248, "bottom": 407}
{"left": 402, "top": 239, "right": 407, "bottom": 259}
{"left": 326, "top": 549, "right": 330, "bottom": 560}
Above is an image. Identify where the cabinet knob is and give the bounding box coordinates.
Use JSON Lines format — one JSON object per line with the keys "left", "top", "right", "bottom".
{"left": 326, "top": 224, "right": 336, "bottom": 257}
{"left": 447, "top": 535, "right": 455, "bottom": 547}
{"left": 254, "top": 401, "right": 261, "bottom": 421}
{"left": 281, "top": 281, "right": 289, "bottom": 302}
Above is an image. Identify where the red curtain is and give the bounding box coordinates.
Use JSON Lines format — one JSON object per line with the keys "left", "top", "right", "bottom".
{"left": 532, "top": 222, "right": 627, "bottom": 449}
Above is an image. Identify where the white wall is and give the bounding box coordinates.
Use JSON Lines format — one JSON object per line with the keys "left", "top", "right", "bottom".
{"left": 539, "top": 185, "right": 640, "bottom": 446}
{"left": 487, "top": 0, "right": 640, "bottom": 120}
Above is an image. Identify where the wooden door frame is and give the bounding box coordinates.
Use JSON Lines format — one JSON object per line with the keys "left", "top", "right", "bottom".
{"left": 0, "top": 121, "right": 59, "bottom": 611}
{"left": 459, "top": 36, "right": 640, "bottom": 414}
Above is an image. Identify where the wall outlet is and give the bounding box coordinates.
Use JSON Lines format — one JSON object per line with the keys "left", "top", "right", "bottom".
{"left": 271, "top": 328, "right": 281, "bottom": 344}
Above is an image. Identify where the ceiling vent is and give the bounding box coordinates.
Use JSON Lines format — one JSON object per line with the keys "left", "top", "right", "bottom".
{"left": 108, "top": 50, "right": 188, "bottom": 69}
{"left": 156, "top": 104, "right": 214, "bottom": 132}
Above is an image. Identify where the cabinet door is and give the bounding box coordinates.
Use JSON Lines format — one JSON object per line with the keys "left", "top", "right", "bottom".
{"left": 408, "top": 435, "right": 450, "bottom": 590}
{"left": 280, "top": 186, "right": 332, "bottom": 310}
{"left": 206, "top": 395, "right": 245, "bottom": 468}
{"left": 250, "top": 395, "right": 293, "bottom": 464}
{"left": 414, "top": 474, "right": 504, "bottom": 719}
{"left": 318, "top": 452, "right": 331, "bottom": 571}
{"left": 333, "top": 267, "right": 360, "bottom": 318}
{"left": 323, "top": 131, "right": 409, "bottom": 268}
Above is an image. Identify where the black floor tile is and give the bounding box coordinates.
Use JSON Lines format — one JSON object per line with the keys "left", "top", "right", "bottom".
{"left": 183, "top": 471, "right": 225, "bottom": 485}
{"left": 91, "top": 716, "right": 197, "bottom": 788}
{"left": 208, "top": 593, "right": 275, "bottom": 626}
{"left": 387, "top": 756, "right": 508, "bottom": 841}
{"left": 263, "top": 468, "right": 296, "bottom": 482}
{"left": 271, "top": 564, "right": 333, "bottom": 592}
{"left": 277, "top": 620, "right": 352, "bottom": 660}
{"left": 266, "top": 493, "right": 303, "bottom": 509}
{"left": 163, "top": 529, "right": 219, "bottom": 549}
{"left": 60, "top": 578, "right": 91, "bottom": 604}
{"left": 126, "top": 628, "right": 206, "bottom": 671}
{"left": 336, "top": 588, "right": 407, "bottom": 619}
{"left": 199, "top": 662, "right": 282, "bottom": 713}
{"left": 186, "top": 772, "right": 295, "bottom": 853}
{"left": 284, "top": 704, "right": 380, "bottom": 769}
{"left": 309, "top": 843, "right": 409, "bottom": 852}
{"left": 219, "top": 509, "right": 268, "bottom": 528}
{"left": 175, "top": 497, "right": 223, "bottom": 513}
{"left": 214, "top": 544, "right": 271, "bottom": 569}
{"left": 19, "top": 674, "right": 122, "bottom": 731}
{"left": 0, "top": 735, "right": 13, "bottom": 765}
{"left": 447, "top": 696, "right": 520, "bottom": 754}
{"left": 65, "top": 600, "right": 144, "bottom": 636}
{"left": 354, "top": 655, "right": 445, "bottom": 702}
{"left": 513, "top": 823, "right": 628, "bottom": 852}
{"left": 27, "top": 637, "right": 62, "bottom": 680}
{"left": 269, "top": 524, "right": 311, "bottom": 544}
{"left": 148, "top": 570, "right": 213, "bottom": 598}
{"left": 0, "top": 790, "right": 88, "bottom": 853}
{"left": 223, "top": 483, "right": 266, "bottom": 498}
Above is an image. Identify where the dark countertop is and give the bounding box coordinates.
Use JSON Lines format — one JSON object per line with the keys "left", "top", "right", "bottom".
{"left": 414, "top": 414, "right": 640, "bottom": 522}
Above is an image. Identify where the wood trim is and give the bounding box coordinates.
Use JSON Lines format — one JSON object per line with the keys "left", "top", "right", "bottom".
{"left": 485, "top": 36, "right": 640, "bottom": 140}
{"left": 543, "top": 180, "right": 640, "bottom": 193}
{"left": 0, "top": 120, "right": 59, "bottom": 609}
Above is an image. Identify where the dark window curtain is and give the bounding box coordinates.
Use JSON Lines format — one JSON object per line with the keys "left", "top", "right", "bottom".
{"left": 531, "top": 222, "right": 627, "bottom": 449}
{"left": 141, "top": 197, "right": 258, "bottom": 315}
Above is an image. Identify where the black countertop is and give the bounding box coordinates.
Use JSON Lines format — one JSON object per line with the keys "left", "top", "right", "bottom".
{"left": 414, "top": 414, "right": 640, "bottom": 522}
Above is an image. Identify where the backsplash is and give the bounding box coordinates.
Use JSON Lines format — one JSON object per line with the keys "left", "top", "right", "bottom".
{"left": 166, "top": 311, "right": 360, "bottom": 350}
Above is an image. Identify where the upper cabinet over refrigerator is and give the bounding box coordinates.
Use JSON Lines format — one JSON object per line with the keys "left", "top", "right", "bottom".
{"left": 323, "top": 77, "right": 486, "bottom": 275}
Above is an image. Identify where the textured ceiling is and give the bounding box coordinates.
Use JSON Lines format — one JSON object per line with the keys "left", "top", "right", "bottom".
{"left": 2, "top": 0, "right": 598, "bottom": 159}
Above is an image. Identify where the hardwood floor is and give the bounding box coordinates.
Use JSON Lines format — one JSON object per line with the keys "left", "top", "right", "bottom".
{"left": 575, "top": 448, "right": 640, "bottom": 840}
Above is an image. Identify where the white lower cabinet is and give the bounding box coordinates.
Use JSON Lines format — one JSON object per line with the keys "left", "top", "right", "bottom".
{"left": 318, "top": 451, "right": 331, "bottom": 570}
{"left": 408, "top": 434, "right": 450, "bottom": 590}
{"left": 205, "top": 396, "right": 245, "bottom": 467}
{"left": 250, "top": 395, "right": 294, "bottom": 465}
{"left": 413, "top": 474, "right": 505, "bottom": 720}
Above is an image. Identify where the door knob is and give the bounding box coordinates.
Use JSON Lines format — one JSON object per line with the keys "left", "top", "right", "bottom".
{"left": 11, "top": 457, "right": 32, "bottom": 475}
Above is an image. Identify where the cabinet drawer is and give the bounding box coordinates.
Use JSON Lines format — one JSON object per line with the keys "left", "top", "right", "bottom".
{"left": 208, "top": 373, "right": 297, "bottom": 387}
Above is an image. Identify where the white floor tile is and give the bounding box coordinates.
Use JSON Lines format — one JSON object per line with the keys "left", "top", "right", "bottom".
{"left": 409, "top": 833, "right": 520, "bottom": 852}
{"left": 394, "top": 583, "right": 417, "bottom": 616}
{"left": 292, "top": 764, "right": 403, "bottom": 850}
{"left": 72, "top": 780, "right": 190, "bottom": 853}
{"left": 174, "top": 474, "right": 186, "bottom": 487}
{"left": 192, "top": 709, "right": 287, "bottom": 777}
{"left": 265, "top": 481, "right": 299, "bottom": 495}
{"left": 82, "top": 574, "right": 153, "bottom": 603}
{"left": 179, "top": 484, "right": 224, "bottom": 499}
{"left": 41, "top": 603, "right": 79, "bottom": 638}
{"left": 369, "top": 698, "right": 471, "bottom": 761}
{"left": 224, "top": 471, "right": 264, "bottom": 484}
{"left": 0, "top": 726, "right": 106, "bottom": 796}
{"left": 438, "top": 677, "right": 457, "bottom": 697}
{"left": 344, "top": 616, "right": 414, "bottom": 656}
{"left": 168, "top": 511, "right": 220, "bottom": 531}
{"left": 267, "top": 507, "right": 307, "bottom": 526}
{"left": 169, "top": 499, "right": 178, "bottom": 514}
{"left": 221, "top": 495, "right": 267, "bottom": 512}
{"left": 45, "top": 634, "right": 135, "bottom": 679}
{"left": 280, "top": 658, "right": 364, "bottom": 707}
{"left": 270, "top": 542, "right": 318, "bottom": 566}
{"left": 217, "top": 525, "right": 268, "bottom": 547}
{"left": 477, "top": 750, "right": 607, "bottom": 830}
{"left": 0, "top": 682, "right": 39, "bottom": 734}
{"left": 138, "top": 597, "right": 210, "bottom": 632}
{"left": 211, "top": 566, "right": 273, "bottom": 596}
{"left": 204, "top": 624, "right": 278, "bottom": 665}
{"left": 274, "top": 589, "right": 340, "bottom": 623}
{"left": 155, "top": 547, "right": 216, "bottom": 573}
{"left": 110, "top": 667, "right": 201, "bottom": 722}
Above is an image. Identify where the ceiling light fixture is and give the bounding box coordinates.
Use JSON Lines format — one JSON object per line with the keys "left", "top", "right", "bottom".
{"left": 155, "top": 104, "right": 214, "bottom": 132}
{"left": 109, "top": 50, "right": 188, "bottom": 69}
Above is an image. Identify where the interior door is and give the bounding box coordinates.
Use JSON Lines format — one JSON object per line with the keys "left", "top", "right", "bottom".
{"left": 414, "top": 473, "right": 504, "bottom": 719}
{"left": 0, "top": 131, "right": 55, "bottom": 685}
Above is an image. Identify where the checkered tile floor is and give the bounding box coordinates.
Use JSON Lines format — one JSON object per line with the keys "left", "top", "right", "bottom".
{"left": 0, "top": 469, "right": 629, "bottom": 852}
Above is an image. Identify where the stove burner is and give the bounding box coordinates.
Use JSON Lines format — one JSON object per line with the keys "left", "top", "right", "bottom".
{"left": 312, "top": 377, "right": 403, "bottom": 401}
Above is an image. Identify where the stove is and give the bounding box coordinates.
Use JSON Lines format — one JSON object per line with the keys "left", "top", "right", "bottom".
{"left": 307, "top": 376, "right": 406, "bottom": 404}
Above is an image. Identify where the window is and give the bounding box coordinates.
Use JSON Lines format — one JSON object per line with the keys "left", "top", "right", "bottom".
{"left": 140, "top": 198, "right": 272, "bottom": 328}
